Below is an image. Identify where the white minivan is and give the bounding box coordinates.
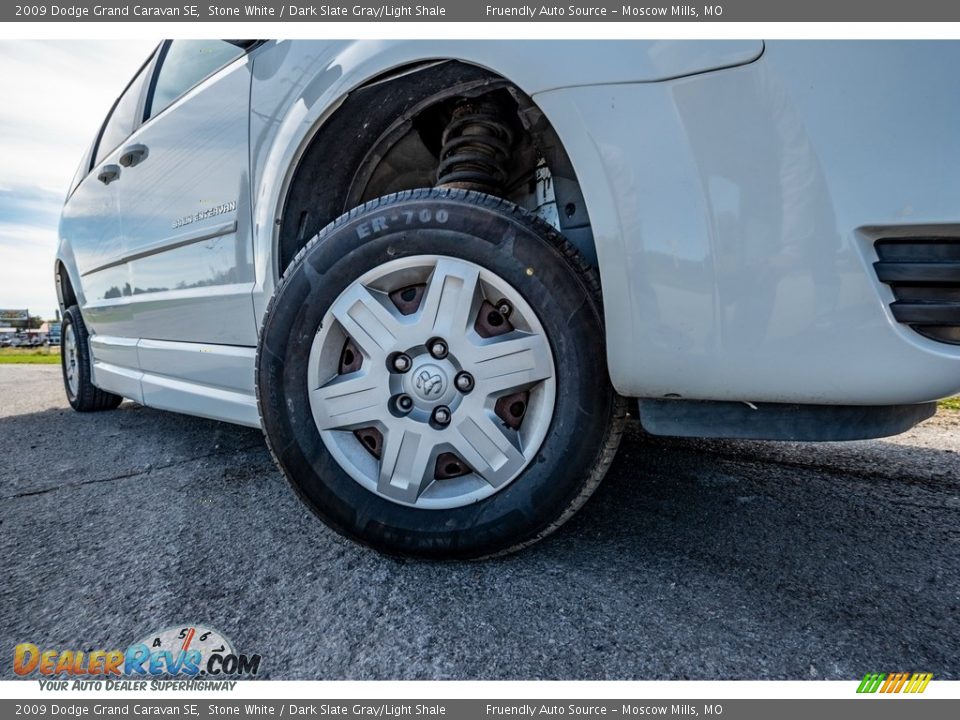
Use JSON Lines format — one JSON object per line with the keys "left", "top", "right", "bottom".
{"left": 57, "top": 40, "right": 960, "bottom": 557}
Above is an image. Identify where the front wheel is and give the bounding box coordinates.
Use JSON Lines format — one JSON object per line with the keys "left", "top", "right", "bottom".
{"left": 257, "top": 189, "right": 625, "bottom": 559}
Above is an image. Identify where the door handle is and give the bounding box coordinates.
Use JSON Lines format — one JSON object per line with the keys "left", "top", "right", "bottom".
{"left": 118, "top": 144, "right": 149, "bottom": 168}
{"left": 97, "top": 164, "right": 121, "bottom": 185}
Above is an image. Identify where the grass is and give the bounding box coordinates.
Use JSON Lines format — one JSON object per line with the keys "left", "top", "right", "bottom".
{"left": 939, "top": 397, "right": 960, "bottom": 412}
{"left": 0, "top": 347, "right": 61, "bottom": 364}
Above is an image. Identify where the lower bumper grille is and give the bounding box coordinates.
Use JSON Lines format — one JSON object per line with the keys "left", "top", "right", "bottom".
{"left": 874, "top": 238, "right": 960, "bottom": 345}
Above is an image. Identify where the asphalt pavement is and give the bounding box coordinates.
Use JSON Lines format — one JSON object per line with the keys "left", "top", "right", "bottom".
{"left": 1, "top": 364, "right": 958, "bottom": 680}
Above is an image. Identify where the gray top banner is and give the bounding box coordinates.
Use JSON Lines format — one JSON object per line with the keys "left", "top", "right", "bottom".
{"left": 6, "top": 0, "right": 960, "bottom": 22}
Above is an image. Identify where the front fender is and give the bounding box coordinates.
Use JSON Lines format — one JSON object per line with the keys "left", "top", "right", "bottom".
{"left": 248, "top": 40, "right": 764, "bottom": 324}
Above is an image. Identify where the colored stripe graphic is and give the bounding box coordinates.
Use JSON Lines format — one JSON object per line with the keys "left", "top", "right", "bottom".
{"left": 893, "top": 672, "right": 909, "bottom": 693}
{"left": 857, "top": 673, "right": 885, "bottom": 693}
{"left": 857, "top": 672, "right": 932, "bottom": 693}
{"left": 880, "top": 673, "right": 896, "bottom": 693}
{"left": 905, "top": 673, "right": 933, "bottom": 693}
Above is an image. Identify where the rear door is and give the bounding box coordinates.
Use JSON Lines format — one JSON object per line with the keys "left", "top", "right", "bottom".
{"left": 116, "top": 40, "right": 256, "bottom": 346}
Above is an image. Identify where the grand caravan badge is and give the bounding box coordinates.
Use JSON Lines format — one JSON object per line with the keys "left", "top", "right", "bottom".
{"left": 172, "top": 201, "right": 237, "bottom": 229}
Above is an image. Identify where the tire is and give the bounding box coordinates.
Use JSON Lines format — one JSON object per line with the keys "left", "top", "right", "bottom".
{"left": 257, "top": 189, "right": 625, "bottom": 559}
{"left": 61, "top": 305, "right": 123, "bottom": 412}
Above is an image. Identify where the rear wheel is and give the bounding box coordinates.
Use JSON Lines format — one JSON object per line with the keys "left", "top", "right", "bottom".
{"left": 61, "top": 305, "right": 123, "bottom": 412}
{"left": 257, "top": 189, "right": 625, "bottom": 558}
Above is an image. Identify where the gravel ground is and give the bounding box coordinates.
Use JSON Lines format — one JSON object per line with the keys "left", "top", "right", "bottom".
{"left": 1, "top": 364, "right": 958, "bottom": 680}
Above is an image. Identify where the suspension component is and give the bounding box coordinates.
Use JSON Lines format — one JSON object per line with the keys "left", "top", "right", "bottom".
{"left": 436, "top": 99, "right": 515, "bottom": 195}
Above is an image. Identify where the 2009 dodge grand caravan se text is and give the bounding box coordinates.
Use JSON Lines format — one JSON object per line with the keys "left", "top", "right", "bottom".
{"left": 56, "top": 40, "right": 960, "bottom": 558}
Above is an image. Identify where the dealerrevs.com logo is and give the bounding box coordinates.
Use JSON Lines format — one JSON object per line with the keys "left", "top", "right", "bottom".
{"left": 14, "top": 625, "right": 261, "bottom": 690}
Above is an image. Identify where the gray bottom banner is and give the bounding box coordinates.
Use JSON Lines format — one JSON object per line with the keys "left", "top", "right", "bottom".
{"left": 7, "top": 1, "right": 960, "bottom": 22}
{"left": 2, "top": 700, "right": 958, "bottom": 720}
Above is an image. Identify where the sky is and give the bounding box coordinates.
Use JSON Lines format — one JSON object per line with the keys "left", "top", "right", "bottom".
{"left": 0, "top": 40, "right": 151, "bottom": 320}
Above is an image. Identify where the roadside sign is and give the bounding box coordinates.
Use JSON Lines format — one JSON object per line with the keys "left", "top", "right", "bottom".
{"left": 0, "top": 309, "right": 29, "bottom": 322}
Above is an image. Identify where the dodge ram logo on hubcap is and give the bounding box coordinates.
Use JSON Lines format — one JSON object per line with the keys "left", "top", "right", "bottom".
{"left": 415, "top": 367, "right": 445, "bottom": 398}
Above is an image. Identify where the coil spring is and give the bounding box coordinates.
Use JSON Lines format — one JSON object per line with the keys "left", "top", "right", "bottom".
{"left": 436, "top": 100, "right": 515, "bottom": 194}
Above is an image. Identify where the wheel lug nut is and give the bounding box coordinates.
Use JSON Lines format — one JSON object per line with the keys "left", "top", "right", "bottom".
{"left": 432, "top": 405, "right": 451, "bottom": 426}
{"left": 429, "top": 339, "right": 448, "bottom": 359}
{"left": 396, "top": 394, "right": 414, "bottom": 413}
{"left": 455, "top": 371, "right": 474, "bottom": 393}
{"left": 392, "top": 353, "right": 412, "bottom": 373}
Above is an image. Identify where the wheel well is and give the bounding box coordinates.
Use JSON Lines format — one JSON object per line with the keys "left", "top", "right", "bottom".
{"left": 56, "top": 261, "right": 77, "bottom": 311}
{"left": 277, "top": 60, "right": 595, "bottom": 275}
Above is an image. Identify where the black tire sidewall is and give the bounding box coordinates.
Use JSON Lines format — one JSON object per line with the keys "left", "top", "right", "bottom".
{"left": 60, "top": 305, "right": 121, "bottom": 411}
{"left": 258, "top": 192, "right": 615, "bottom": 558}
{"left": 61, "top": 307, "right": 87, "bottom": 409}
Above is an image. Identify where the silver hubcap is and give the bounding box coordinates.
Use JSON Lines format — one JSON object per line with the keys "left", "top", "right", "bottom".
{"left": 308, "top": 255, "right": 556, "bottom": 509}
{"left": 64, "top": 324, "right": 79, "bottom": 398}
